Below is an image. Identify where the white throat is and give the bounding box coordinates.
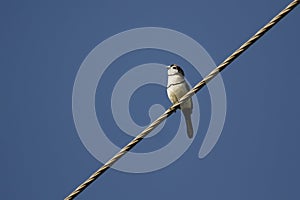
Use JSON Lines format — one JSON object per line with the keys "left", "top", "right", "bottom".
{"left": 167, "top": 73, "right": 185, "bottom": 88}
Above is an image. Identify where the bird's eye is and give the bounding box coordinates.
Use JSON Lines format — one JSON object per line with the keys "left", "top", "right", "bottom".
{"left": 172, "top": 66, "right": 176, "bottom": 69}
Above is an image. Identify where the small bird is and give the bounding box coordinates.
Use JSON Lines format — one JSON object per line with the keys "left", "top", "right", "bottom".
{"left": 166, "top": 64, "right": 193, "bottom": 138}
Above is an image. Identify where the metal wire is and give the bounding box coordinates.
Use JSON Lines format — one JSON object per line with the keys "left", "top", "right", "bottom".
{"left": 65, "top": 1, "right": 299, "bottom": 199}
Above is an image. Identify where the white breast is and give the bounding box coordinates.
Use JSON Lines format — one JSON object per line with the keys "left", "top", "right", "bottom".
{"left": 167, "top": 74, "right": 192, "bottom": 109}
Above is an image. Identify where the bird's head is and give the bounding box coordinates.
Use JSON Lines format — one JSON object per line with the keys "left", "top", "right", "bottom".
{"left": 166, "top": 64, "right": 185, "bottom": 76}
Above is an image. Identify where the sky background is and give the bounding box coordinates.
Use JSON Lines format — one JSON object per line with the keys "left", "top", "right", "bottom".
{"left": 1, "top": 0, "right": 300, "bottom": 199}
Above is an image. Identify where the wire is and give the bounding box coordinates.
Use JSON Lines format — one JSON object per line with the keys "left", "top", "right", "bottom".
{"left": 65, "top": 1, "right": 299, "bottom": 199}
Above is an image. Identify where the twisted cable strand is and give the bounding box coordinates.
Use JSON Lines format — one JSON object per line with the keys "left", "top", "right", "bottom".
{"left": 65, "top": 1, "right": 299, "bottom": 199}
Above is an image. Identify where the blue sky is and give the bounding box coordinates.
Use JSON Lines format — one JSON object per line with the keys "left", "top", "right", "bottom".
{"left": 1, "top": 0, "right": 299, "bottom": 199}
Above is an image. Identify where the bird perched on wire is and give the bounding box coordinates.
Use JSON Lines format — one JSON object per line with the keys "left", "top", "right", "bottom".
{"left": 166, "top": 64, "right": 193, "bottom": 138}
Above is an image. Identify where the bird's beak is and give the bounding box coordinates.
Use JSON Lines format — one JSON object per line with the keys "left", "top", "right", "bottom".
{"left": 166, "top": 66, "right": 171, "bottom": 69}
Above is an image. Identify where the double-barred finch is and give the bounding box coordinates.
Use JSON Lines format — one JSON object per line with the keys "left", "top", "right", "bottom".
{"left": 166, "top": 64, "right": 194, "bottom": 138}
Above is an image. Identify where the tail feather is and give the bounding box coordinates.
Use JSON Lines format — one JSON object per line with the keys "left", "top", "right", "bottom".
{"left": 182, "top": 109, "right": 193, "bottom": 138}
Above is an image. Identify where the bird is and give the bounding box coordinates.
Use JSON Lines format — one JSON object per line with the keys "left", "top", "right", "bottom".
{"left": 166, "top": 64, "right": 194, "bottom": 138}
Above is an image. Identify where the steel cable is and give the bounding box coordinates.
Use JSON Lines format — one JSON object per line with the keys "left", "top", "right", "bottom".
{"left": 65, "top": 1, "right": 299, "bottom": 199}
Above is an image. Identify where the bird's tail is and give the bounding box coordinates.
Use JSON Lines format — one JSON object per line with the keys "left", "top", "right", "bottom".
{"left": 182, "top": 109, "right": 193, "bottom": 138}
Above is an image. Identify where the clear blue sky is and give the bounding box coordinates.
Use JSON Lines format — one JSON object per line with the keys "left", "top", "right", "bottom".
{"left": 1, "top": 0, "right": 299, "bottom": 199}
